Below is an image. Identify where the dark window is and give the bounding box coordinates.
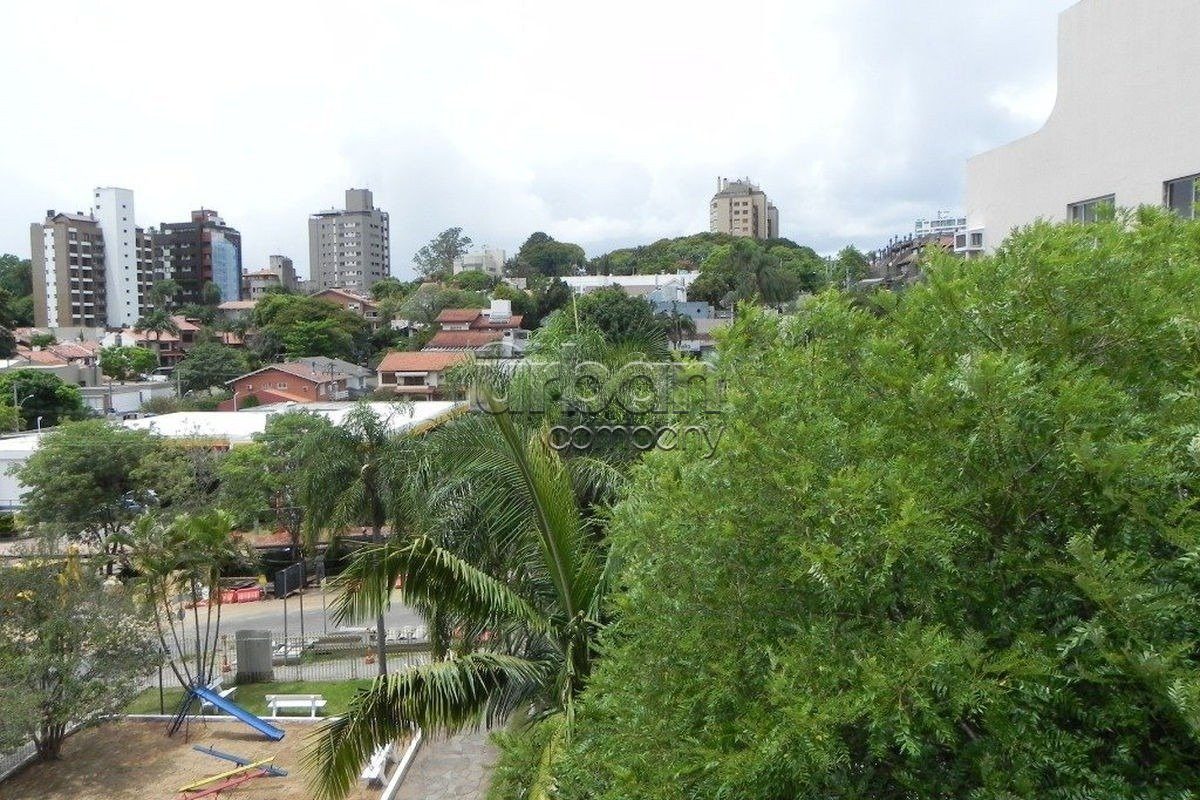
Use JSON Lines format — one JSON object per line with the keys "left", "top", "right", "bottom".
{"left": 1165, "top": 174, "right": 1199, "bottom": 219}
{"left": 1067, "top": 195, "right": 1115, "bottom": 223}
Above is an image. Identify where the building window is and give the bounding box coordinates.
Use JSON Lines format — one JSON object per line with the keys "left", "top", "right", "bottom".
{"left": 1067, "top": 195, "right": 1115, "bottom": 223}
{"left": 1166, "top": 174, "right": 1199, "bottom": 219}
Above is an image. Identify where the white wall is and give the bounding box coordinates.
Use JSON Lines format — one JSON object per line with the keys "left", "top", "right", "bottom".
{"left": 965, "top": 0, "right": 1200, "bottom": 251}
{"left": 92, "top": 187, "right": 141, "bottom": 327}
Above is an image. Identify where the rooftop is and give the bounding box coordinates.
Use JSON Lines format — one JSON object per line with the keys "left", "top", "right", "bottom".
{"left": 377, "top": 351, "right": 470, "bottom": 373}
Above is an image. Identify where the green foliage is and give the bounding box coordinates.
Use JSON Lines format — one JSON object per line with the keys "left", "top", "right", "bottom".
{"left": 16, "top": 421, "right": 158, "bottom": 547}
{"left": 513, "top": 232, "right": 585, "bottom": 278}
{"left": 414, "top": 227, "right": 473, "bottom": 279}
{"left": 0, "top": 254, "right": 34, "bottom": 326}
{"left": 251, "top": 294, "right": 370, "bottom": 362}
{"left": 132, "top": 443, "right": 222, "bottom": 515}
{"left": 0, "top": 550, "right": 157, "bottom": 760}
{"left": 534, "top": 287, "right": 667, "bottom": 353}
{"left": 0, "top": 368, "right": 86, "bottom": 430}
{"left": 370, "top": 277, "right": 417, "bottom": 301}
{"left": 28, "top": 332, "right": 56, "bottom": 348}
{"left": 833, "top": 244, "right": 871, "bottom": 285}
{"left": 589, "top": 231, "right": 743, "bottom": 275}
{"left": 451, "top": 269, "right": 497, "bottom": 291}
{"left": 393, "top": 285, "right": 488, "bottom": 326}
{"left": 689, "top": 237, "right": 823, "bottom": 307}
{"left": 0, "top": 326, "right": 15, "bottom": 359}
{"left": 99, "top": 345, "right": 157, "bottom": 382}
{"left": 557, "top": 209, "right": 1200, "bottom": 799}
{"left": 174, "top": 342, "right": 247, "bottom": 393}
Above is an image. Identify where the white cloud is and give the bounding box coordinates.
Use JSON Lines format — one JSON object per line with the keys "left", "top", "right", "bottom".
{"left": 0, "top": 0, "right": 1077, "bottom": 277}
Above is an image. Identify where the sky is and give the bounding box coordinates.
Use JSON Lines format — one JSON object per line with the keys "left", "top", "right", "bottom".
{"left": 0, "top": 0, "right": 1074, "bottom": 280}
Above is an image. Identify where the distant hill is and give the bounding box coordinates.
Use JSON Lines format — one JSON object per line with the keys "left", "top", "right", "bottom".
{"left": 588, "top": 233, "right": 816, "bottom": 276}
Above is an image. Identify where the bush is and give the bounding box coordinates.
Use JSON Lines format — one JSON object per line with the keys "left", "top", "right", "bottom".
{"left": 558, "top": 210, "right": 1200, "bottom": 799}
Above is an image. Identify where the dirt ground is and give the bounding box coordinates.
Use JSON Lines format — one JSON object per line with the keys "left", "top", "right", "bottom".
{"left": 0, "top": 720, "right": 397, "bottom": 800}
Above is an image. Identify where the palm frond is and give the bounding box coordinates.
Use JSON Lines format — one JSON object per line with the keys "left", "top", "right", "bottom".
{"left": 303, "top": 653, "right": 548, "bottom": 800}
{"left": 332, "top": 536, "right": 554, "bottom": 639}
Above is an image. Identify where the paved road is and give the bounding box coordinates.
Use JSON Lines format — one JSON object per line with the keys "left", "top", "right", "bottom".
{"left": 217, "top": 588, "right": 424, "bottom": 638}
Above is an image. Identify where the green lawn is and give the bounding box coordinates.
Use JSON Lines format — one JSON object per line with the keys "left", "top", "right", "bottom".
{"left": 125, "top": 679, "right": 373, "bottom": 717}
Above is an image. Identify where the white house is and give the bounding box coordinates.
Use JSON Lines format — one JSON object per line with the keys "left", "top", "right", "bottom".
{"left": 963, "top": 0, "right": 1200, "bottom": 255}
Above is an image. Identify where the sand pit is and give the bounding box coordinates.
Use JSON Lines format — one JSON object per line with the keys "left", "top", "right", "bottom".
{"left": 0, "top": 719, "right": 399, "bottom": 800}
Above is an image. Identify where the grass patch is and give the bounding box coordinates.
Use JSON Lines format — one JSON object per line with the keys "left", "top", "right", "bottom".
{"left": 125, "top": 679, "right": 373, "bottom": 717}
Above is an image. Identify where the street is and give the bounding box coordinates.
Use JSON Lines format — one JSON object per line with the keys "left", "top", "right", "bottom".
{"left": 216, "top": 588, "right": 425, "bottom": 639}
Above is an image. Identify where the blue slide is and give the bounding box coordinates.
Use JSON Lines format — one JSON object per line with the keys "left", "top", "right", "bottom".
{"left": 191, "top": 686, "right": 285, "bottom": 741}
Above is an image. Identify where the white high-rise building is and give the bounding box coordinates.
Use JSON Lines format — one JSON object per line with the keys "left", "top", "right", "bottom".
{"left": 92, "top": 187, "right": 142, "bottom": 327}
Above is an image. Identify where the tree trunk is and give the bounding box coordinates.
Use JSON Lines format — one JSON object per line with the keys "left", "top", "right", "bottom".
{"left": 372, "top": 522, "right": 387, "bottom": 677}
{"left": 35, "top": 723, "right": 65, "bottom": 760}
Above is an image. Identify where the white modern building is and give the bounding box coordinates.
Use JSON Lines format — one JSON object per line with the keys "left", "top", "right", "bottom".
{"left": 453, "top": 246, "right": 506, "bottom": 278}
{"left": 92, "top": 187, "right": 142, "bottom": 327}
{"left": 563, "top": 271, "right": 699, "bottom": 301}
{"left": 914, "top": 214, "right": 966, "bottom": 237}
{"left": 963, "top": 0, "right": 1200, "bottom": 255}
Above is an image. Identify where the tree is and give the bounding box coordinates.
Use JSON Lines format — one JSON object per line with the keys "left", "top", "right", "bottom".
{"left": 0, "top": 368, "right": 86, "bottom": 430}
{"left": 16, "top": 421, "right": 158, "bottom": 558}
{"left": 149, "top": 279, "right": 181, "bottom": 311}
{"left": 135, "top": 309, "right": 180, "bottom": 366}
{"left": 281, "top": 318, "right": 354, "bottom": 359}
{"left": 251, "top": 294, "right": 370, "bottom": 362}
{"left": 133, "top": 442, "right": 223, "bottom": 515}
{"left": 99, "top": 346, "right": 157, "bottom": 383}
{"left": 29, "top": 332, "right": 56, "bottom": 348}
{"left": 200, "top": 280, "right": 223, "bottom": 306}
{"left": 834, "top": 244, "right": 871, "bottom": 286}
{"left": 450, "top": 269, "right": 496, "bottom": 291}
{"left": 555, "top": 210, "right": 1200, "bottom": 799}
{"left": 303, "top": 402, "right": 624, "bottom": 800}
{"left": 0, "top": 254, "right": 34, "bottom": 327}
{"left": 121, "top": 512, "right": 255, "bottom": 692}
{"left": 370, "top": 277, "right": 414, "bottom": 301}
{"left": 298, "top": 404, "right": 415, "bottom": 676}
{"left": 413, "top": 227, "right": 473, "bottom": 280}
{"left": 512, "top": 232, "right": 585, "bottom": 278}
{"left": 395, "top": 285, "right": 488, "bottom": 327}
{"left": 656, "top": 306, "right": 698, "bottom": 348}
{"left": 0, "top": 326, "right": 15, "bottom": 359}
{"left": 0, "top": 548, "right": 157, "bottom": 760}
{"left": 218, "top": 411, "right": 333, "bottom": 550}
{"left": 174, "top": 342, "right": 246, "bottom": 393}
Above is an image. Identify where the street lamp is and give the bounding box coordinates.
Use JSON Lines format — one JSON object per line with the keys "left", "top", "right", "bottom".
{"left": 12, "top": 390, "right": 34, "bottom": 433}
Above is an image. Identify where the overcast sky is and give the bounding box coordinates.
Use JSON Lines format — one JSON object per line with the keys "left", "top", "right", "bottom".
{"left": 0, "top": 0, "right": 1075, "bottom": 279}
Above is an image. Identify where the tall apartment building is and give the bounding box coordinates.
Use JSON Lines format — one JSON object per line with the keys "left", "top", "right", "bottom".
{"left": 709, "top": 178, "right": 779, "bottom": 240}
{"left": 242, "top": 254, "right": 298, "bottom": 300}
{"left": 152, "top": 209, "right": 243, "bottom": 304}
{"left": 308, "top": 189, "right": 390, "bottom": 292}
{"left": 30, "top": 211, "right": 106, "bottom": 328}
{"left": 963, "top": 0, "right": 1200, "bottom": 255}
{"left": 92, "top": 187, "right": 145, "bottom": 327}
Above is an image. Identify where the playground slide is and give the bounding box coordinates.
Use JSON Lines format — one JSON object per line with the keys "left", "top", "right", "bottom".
{"left": 191, "top": 686, "right": 285, "bottom": 741}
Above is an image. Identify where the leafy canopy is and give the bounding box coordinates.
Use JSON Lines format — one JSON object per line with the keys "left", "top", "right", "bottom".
{"left": 559, "top": 209, "right": 1200, "bottom": 799}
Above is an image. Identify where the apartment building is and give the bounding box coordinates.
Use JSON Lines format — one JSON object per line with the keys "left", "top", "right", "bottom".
{"left": 92, "top": 187, "right": 147, "bottom": 327}
{"left": 709, "top": 178, "right": 779, "bottom": 240}
{"left": 152, "top": 209, "right": 243, "bottom": 304}
{"left": 453, "top": 246, "right": 506, "bottom": 278}
{"left": 963, "top": 0, "right": 1200, "bottom": 254}
{"left": 308, "top": 189, "right": 390, "bottom": 292}
{"left": 30, "top": 211, "right": 105, "bottom": 328}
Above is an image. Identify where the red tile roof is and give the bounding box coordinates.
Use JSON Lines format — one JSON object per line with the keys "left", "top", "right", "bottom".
{"left": 470, "top": 314, "right": 523, "bottom": 330}
{"left": 425, "top": 330, "right": 504, "bottom": 350}
{"left": 225, "top": 361, "right": 350, "bottom": 386}
{"left": 435, "top": 308, "right": 484, "bottom": 324}
{"left": 376, "top": 351, "right": 469, "bottom": 373}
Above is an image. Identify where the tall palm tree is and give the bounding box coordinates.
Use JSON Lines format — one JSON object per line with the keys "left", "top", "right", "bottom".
{"left": 135, "top": 309, "right": 179, "bottom": 367}
{"left": 297, "top": 402, "right": 415, "bottom": 676}
{"left": 656, "top": 306, "right": 698, "bottom": 349}
{"left": 120, "top": 510, "right": 253, "bottom": 692}
{"left": 303, "top": 401, "right": 623, "bottom": 800}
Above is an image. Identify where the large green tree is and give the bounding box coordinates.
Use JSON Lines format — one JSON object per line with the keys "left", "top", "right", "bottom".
{"left": 99, "top": 345, "right": 157, "bottom": 382}
{"left": 174, "top": 342, "right": 247, "bottom": 393}
{"left": 251, "top": 294, "right": 370, "bottom": 362}
{"left": 413, "top": 227, "right": 473, "bottom": 280}
{"left": 0, "top": 254, "right": 34, "bottom": 326}
{"left": 0, "top": 549, "right": 156, "bottom": 760}
{"left": 512, "top": 232, "right": 586, "bottom": 278}
{"left": 16, "top": 422, "right": 158, "bottom": 554}
{"left": 556, "top": 209, "right": 1200, "bottom": 799}
{"left": 0, "top": 368, "right": 86, "bottom": 430}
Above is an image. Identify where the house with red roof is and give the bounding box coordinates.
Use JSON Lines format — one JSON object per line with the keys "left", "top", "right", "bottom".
{"left": 376, "top": 351, "right": 469, "bottom": 400}
{"left": 219, "top": 360, "right": 350, "bottom": 410}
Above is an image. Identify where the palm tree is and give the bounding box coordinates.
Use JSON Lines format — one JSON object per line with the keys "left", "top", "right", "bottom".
{"left": 303, "top": 400, "right": 623, "bottom": 800}
{"left": 297, "top": 402, "right": 416, "bottom": 676}
{"left": 656, "top": 306, "right": 698, "bottom": 349}
{"left": 135, "top": 309, "right": 179, "bottom": 367}
{"left": 121, "top": 511, "right": 254, "bottom": 692}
